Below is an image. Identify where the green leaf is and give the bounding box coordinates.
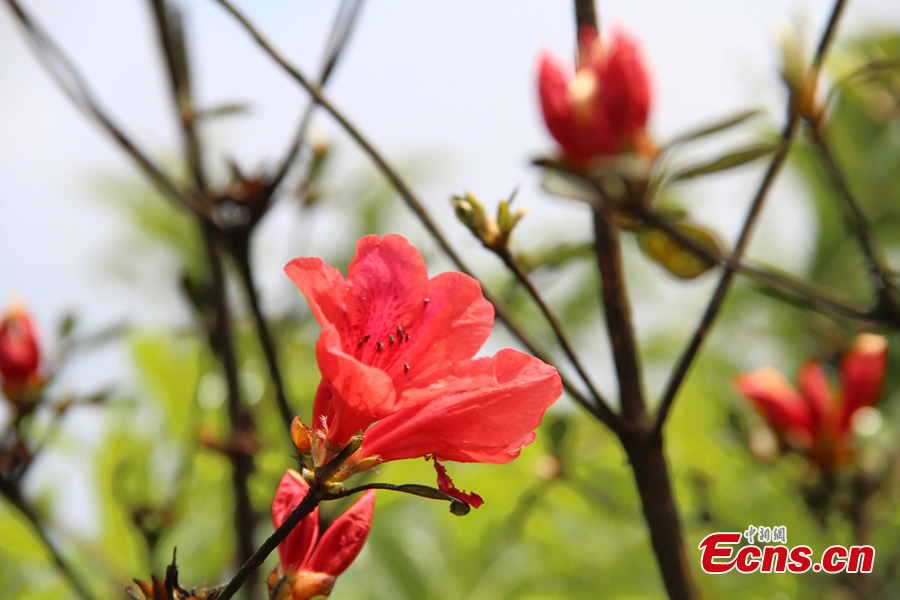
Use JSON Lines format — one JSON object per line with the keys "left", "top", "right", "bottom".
{"left": 669, "top": 142, "right": 777, "bottom": 182}
{"left": 638, "top": 222, "right": 724, "bottom": 279}
{"left": 515, "top": 242, "right": 593, "bottom": 272}
{"left": 665, "top": 109, "right": 764, "bottom": 147}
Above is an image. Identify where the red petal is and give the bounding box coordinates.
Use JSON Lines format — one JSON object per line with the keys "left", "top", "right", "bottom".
{"left": 797, "top": 361, "right": 836, "bottom": 435}
{"left": 308, "top": 490, "right": 375, "bottom": 576}
{"left": 284, "top": 257, "right": 348, "bottom": 335}
{"left": 602, "top": 27, "right": 651, "bottom": 139}
{"left": 734, "top": 368, "right": 815, "bottom": 440}
{"left": 315, "top": 330, "right": 397, "bottom": 445}
{"left": 0, "top": 306, "right": 40, "bottom": 385}
{"left": 432, "top": 459, "right": 483, "bottom": 509}
{"left": 343, "top": 235, "right": 429, "bottom": 346}
{"left": 272, "top": 470, "right": 319, "bottom": 571}
{"left": 839, "top": 334, "right": 887, "bottom": 429}
{"left": 361, "top": 349, "right": 561, "bottom": 464}
{"left": 539, "top": 54, "right": 590, "bottom": 162}
{"left": 388, "top": 271, "right": 493, "bottom": 401}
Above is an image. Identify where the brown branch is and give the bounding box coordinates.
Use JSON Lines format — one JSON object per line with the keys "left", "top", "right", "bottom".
{"left": 209, "top": 0, "right": 613, "bottom": 426}
{"left": 619, "top": 433, "right": 696, "bottom": 600}
{"left": 592, "top": 207, "right": 646, "bottom": 421}
{"left": 574, "top": 0, "right": 598, "bottom": 31}
{"left": 652, "top": 0, "right": 849, "bottom": 438}
{"left": 147, "top": 0, "right": 208, "bottom": 192}
{"left": 233, "top": 246, "right": 295, "bottom": 428}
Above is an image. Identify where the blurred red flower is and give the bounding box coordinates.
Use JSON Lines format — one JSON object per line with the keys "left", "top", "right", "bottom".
{"left": 285, "top": 234, "right": 562, "bottom": 507}
{"left": 735, "top": 334, "right": 888, "bottom": 468}
{"left": 268, "top": 470, "right": 375, "bottom": 600}
{"left": 0, "top": 303, "right": 42, "bottom": 400}
{"left": 539, "top": 25, "right": 652, "bottom": 164}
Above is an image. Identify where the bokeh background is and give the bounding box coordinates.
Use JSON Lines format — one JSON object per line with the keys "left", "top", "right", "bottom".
{"left": 2, "top": 1, "right": 900, "bottom": 599}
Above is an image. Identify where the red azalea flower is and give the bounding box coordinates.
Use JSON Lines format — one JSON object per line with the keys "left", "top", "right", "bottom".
{"left": 285, "top": 234, "right": 562, "bottom": 507}
{"left": 539, "top": 25, "right": 652, "bottom": 165}
{"left": 734, "top": 334, "right": 888, "bottom": 468}
{"left": 267, "top": 469, "right": 375, "bottom": 600}
{"left": 0, "top": 303, "right": 42, "bottom": 398}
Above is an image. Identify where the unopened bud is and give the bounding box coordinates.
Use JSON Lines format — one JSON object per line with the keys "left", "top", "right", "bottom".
{"left": 0, "top": 303, "right": 42, "bottom": 401}
{"left": 291, "top": 417, "right": 313, "bottom": 455}
{"left": 300, "top": 467, "right": 317, "bottom": 487}
{"left": 324, "top": 481, "right": 345, "bottom": 495}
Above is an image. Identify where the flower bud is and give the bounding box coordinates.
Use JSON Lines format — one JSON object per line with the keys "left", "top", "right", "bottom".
{"left": 539, "top": 26, "right": 652, "bottom": 165}
{"left": 291, "top": 417, "right": 313, "bottom": 455}
{"left": 0, "top": 304, "right": 42, "bottom": 401}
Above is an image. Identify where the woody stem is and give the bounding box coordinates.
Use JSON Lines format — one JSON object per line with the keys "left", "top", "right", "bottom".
{"left": 592, "top": 205, "right": 696, "bottom": 598}
{"left": 620, "top": 429, "right": 696, "bottom": 600}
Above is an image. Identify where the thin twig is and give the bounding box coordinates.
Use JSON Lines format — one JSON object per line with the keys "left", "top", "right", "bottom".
{"left": 216, "top": 486, "right": 322, "bottom": 600}
{"left": 209, "top": 0, "right": 612, "bottom": 426}
{"left": 652, "top": 0, "right": 849, "bottom": 438}
{"left": 268, "top": 0, "right": 364, "bottom": 195}
{"left": 234, "top": 248, "right": 295, "bottom": 429}
{"left": 806, "top": 126, "right": 895, "bottom": 299}
{"left": 148, "top": 0, "right": 208, "bottom": 192}
{"left": 2, "top": 0, "right": 205, "bottom": 218}
{"left": 651, "top": 114, "right": 801, "bottom": 437}
{"left": 496, "top": 249, "right": 620, "bottom": 430}
{"left": 0, "top": 484, "right": 97, "bottom": 600}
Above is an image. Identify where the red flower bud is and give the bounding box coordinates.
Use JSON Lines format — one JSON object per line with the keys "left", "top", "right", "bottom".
{"left": 268, "top": 470, "right": 374, "bottom": 600}
{"left": 539, "top": 26, "right": 652, "bottom": 164}
{"left": 0, "top": 304, "right": 41, "bottom": 390}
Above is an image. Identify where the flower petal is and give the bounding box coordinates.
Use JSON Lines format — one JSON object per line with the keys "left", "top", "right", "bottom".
{"left": 432, "top": 458, "right": 483, "bottom": 509}
{"left": 342, "top": 235, "right": 429, "bottom": 347}
{"left": 389, "top": 271, "right": 494, "bottom": 399}
{"left": 315, "top": 330, "right": 397, "bottom": 445}
{"left": 734, "top": 368, "right": 815, "bottom": 440}
{"left": 839, "top": 333, "right": 887, "bottom": 429}
{"left": 602, "top": 27, "right": 652, "bottom": 140}
{"left": 361, "top": 349, "right": 561, "bottom": 464}
{"left": 272, "top": 470, "right": 320, "bottom": 572}
{"left": 308, "top": 490, "right": 375, "bottom": 577}
{"left": 797, "top": 361, "right": 836, "bottom": 434}
{"left": 284, "top": 257, "right": 348, "bottom": 335}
